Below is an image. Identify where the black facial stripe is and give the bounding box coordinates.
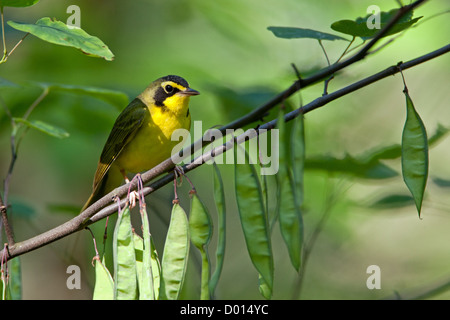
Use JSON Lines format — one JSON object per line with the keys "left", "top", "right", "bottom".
{"left": 154, "top": 86, "right": 165, "bottom": 106}
{"left": 154, "top": 86, "right": 178, "bottom": 107}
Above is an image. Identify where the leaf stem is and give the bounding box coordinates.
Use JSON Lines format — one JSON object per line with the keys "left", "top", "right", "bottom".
{"left": 6, "top": 32, "right": 29, "bottom": 60}
{"left": 23, "top": 86, "right": 50, "bottom": 121}
{"left": 336, "top": 36, "right": 355, "bottom": 63}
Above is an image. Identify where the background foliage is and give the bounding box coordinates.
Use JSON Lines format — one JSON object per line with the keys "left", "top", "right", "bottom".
{"left": 0, "top": 0, "right": 449, "bottom": 299}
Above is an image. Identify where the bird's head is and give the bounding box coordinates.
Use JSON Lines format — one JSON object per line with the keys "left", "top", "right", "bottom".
{"left": 140, "top": 75, "right": 199, "bottom": 115}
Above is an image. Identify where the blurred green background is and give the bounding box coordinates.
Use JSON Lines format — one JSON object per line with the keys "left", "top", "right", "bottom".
{"left": 0, "top": 0, "right": 449, "bottom": 299}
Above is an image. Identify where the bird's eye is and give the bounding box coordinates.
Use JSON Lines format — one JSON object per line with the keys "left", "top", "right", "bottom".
{"left": 165, "top": 85, "right": 174, "bottom": 93}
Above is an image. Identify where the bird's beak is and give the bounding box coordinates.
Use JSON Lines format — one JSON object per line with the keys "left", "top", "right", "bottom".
{"left": 180, "top": 87, "right": 200, "bottom": 96}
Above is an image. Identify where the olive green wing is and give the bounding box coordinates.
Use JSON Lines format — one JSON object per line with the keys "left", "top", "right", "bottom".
{"left": 92, "top": 98, "right": 148, "bottom": 190}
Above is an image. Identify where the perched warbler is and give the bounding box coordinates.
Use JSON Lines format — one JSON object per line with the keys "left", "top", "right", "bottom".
{"left": 81, "top": 75, "right": 199, "bottom": 212}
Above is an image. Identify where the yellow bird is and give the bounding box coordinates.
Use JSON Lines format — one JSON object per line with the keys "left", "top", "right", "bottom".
{"left": 81, "top": 75, "right": 199, "bottom": 212}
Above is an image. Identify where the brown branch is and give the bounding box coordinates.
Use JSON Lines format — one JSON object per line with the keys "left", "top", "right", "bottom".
{"left": 0, "top": 0, "right": 438, "bottom": 259}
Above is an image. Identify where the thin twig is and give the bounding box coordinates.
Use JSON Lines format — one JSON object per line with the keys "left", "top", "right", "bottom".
{"left": 5, "top": 33, "right": 29, "bottom": 61}
{"left": 85, "top": 227, "right": 99, "bottom": 257}
{"left": 335, "top": 36, "right": 355, "bottom": 63}
{"left": 22, "top": 86, "right": 50, "bottom": 121}
{"left": 6, "top": 86, "right": 50, "bottom": 201}
{"left": 0, "top": 194, "right": 14, "bottom": 245}
{"left": 318, "top": 40, "right": 331, "bottom": 66}
{"left": 2, "top": 86, "right": 50, "bottom": 241}
{"left": 318, "top": 39, "right": 334, "bottom": 95}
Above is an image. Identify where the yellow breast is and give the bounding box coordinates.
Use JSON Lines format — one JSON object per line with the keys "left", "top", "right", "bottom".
{"left": 115, "top": 104, "right": 191, "bottom": 173}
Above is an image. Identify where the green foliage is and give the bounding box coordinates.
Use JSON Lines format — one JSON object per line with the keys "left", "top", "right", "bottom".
{"left": 0, "top": 0, "right": 39, "bottom": 8}
{"left": 189, "top": 192, "right": 212, "bottom": 249}
{"left": 35, "top": 83, "right": 129, "bottom": 109}
{"left": 234, "top": 144, "right": 273, "bottom": 299}
{"left": 209, "top": 162, "right": 226, "bottom": 297}
{"left": 92, "top": 202, "right": 163, "bottom": 300}
{"left": 189, "top": 191, "right": 213, "bottom": 299}
{"left": 267, "top": 26, "right": 348, "bottom": 41}
{"left": 0, "top": 268, "right": 7, "bottom": 300}
{"left": 368, "top": 194, "right": 415, "bottom": 210}
{"left": 401, "top": 89, "right": 428, "bottom": 217}
{"left": 7, "top": 18, "right": 114, "bottom": 60}
{"left": 159, "top": 203, "right": 190, "bottom": 300}
{"left": 0, "top": 257, "right": 21, "bottom": 300}
{"left": 432, "top": 177, "right": 450, "bottom": 188}
{"left": 276, "top": 108, "right": 304, "bottom": 271}
{"left": 330, "top": 8, "right": 422, "bottom": 40}
{"left": 112, "top": 205, "right": 138, "bottom": 299}
{"left": 306, "top": 153, "right": 398, "bottom": 180}
{"left": 0, "top": 77, "right": 18, "bottom": 88}
{"left": 305, "top": 123, "right": 447, "bottom": 184}
{"left": 92, "top": 256, "right": 114, "bottom": 300}
{"left": 13, "top": 117, "right": 69, "bottom": 138}
{"left": 138, "top": 205, "right": 160, "bottom": 300}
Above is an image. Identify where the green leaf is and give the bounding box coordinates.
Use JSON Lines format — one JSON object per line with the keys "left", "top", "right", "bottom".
{"left": 258, "top": 273, "right": 272, "bottom": 299}
{"left": 138, "top": 205, "right": 160, "bottom": 300}
{"left": 0, "top": 0, "right": 39, "bottom": 7}
{"left": 133, "top": 232, "right": 144, "bottom": 285}
{"left": 432, "top": 177, "right": 450, "bottom": 188}
{"left": 305, "top": 153, "right": 398, "bottom": 180}
{"left": 234, "top": 144, "right": 273, "bottom": 299}
{"left": 92, "top": 255, "right": 114, "bottom": 300}
{"left": 9, "top": 198, "right": 35, "bottom": 218}
{"left": 189, "top": 191, "right": 213, "bottom": 300}
{"left": 361, "top": 124, "right": 449, "bottom": 163}
{"left": 1, "top": 268, "right": 8, "bottom": 300}
{"left": 276, "top": 109, "right": 303, "bottom": 271}
{"left": 149, "top": 237, "right": 161, "bottom": 298}
{"left": 212, "top": 86, "right": 294, "bottom": 124}
{"left": 0, "top": 77, "right": 19, "bottom": 88}
{"left": 305, "top": 122, "right": 445, "bottom": 183}
{"left": 362, "top": 144, "right": 402, "bottom": 161}
{"left": 198, "top": 250, "right": 211, "bottom": 300}
{"left": 7, "top": 17, "right": 114, "bottom": 61}
{"left": 290, "top": 114, "right": 306, "bottom": 204}
{"left": 428, "top": 123, "right": 450, "bottom": 146}
{"left": 7, "top": 258, "right": 21, "bottom": 300}
{"left": 13, "top": 118, "right": 69, "bottom": 138}
{"left": 113, "top": 205, "right": 138, "bottom": 300}
{"left": 401, "top": 90, "right": 428, "bottom": 217}
{"left": 40, "top": 83, "right": 129, "bottom": 109}
{"left": 268, "top": 26, "right": 348, "bottom": 41}
{"left": 47, "top": 203, "right": 80, "bottom": 216}
{"left": 369, "top": 194, "right": 415, "bottom": 209}
{"left": 189, "top": 192, "right": 212, "bottom": 249}
{"left": 330, "top": 8, "right": 422, "bottom": 40}
{"left": 209, "top": 162, "right": 226, "bottom": 297}
{"left": 159, "top": 203, "right": 190, "bottom": 300}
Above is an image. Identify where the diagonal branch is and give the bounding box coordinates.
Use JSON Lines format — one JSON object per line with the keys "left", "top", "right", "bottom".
{"left": 2, "top": 41, "right": 448, "bottom": 260}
